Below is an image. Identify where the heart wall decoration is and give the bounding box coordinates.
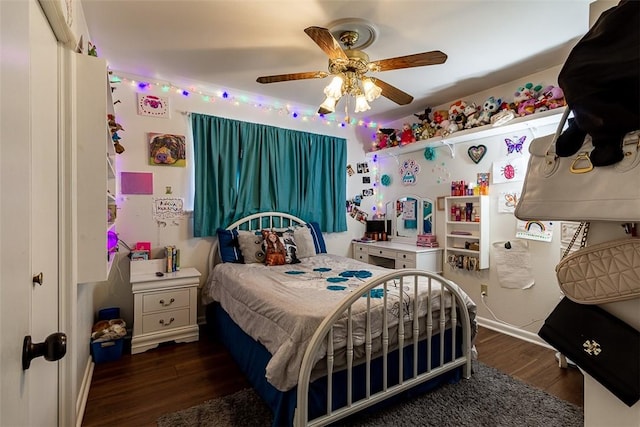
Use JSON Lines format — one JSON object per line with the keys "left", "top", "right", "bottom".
{"left": 468, "top": 145, "right": 487, "bottom": 164}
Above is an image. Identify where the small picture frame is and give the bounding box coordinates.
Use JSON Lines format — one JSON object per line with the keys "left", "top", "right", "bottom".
{"left": 437, "top": 196, "right": 445, "bottom": 211}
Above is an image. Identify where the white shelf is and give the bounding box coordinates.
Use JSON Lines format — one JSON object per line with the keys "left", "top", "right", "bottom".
{"left": 444, "top": 196, "right": 490, "bottom": 270}
{"left": 366, "top": 107, "right": 566, "bottom": 159}
{"left": 75, "top": 53, "right": 117, "bottom": 283}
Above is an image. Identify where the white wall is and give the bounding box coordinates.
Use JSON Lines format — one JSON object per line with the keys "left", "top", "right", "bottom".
{"left": 359, "top": 65, "right": 569, "bottom": 343}
{"left": 94, "top": 76, "right": 370, "bottom": 326}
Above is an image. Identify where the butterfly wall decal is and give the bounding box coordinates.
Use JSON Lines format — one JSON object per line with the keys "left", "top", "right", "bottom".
{"left": 505, "top": 136, "right": 526, "bottom": 154}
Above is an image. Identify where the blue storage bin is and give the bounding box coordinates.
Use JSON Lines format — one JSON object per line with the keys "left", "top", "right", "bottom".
{"left": 91, "top": 338, "right": 124, "bottom": 364}
{"left": 98, "top": 307, "right": 120, "bottom": 321}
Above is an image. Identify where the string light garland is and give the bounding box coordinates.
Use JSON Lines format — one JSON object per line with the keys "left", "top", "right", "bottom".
{"left": 111, "top": 73, "right": 384, "bottom": 130}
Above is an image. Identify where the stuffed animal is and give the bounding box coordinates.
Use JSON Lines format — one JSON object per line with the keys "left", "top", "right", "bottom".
{"left": 448, "top": 100, "right": 468, "bottom": 131}
{"left": 517, "top": 98, "right": 537, "bottom": 116}
{"left": 430, "top": 109, "right": 448, "bottom": 135}
{"left": 477, "top": 96, "right": 502, "bottom": 125}
{"left": 514, "top": 83, "right": 543, "bottom": 106}
{"left": 400, "top": 123, "right": 416, "bottom": 145}
{"left": 413, "top": 107, "right": 432, "bottom": 123}
{"left": 537, "top": 85, "right": 566, "bottom": 110}
{"left": 378, "top": 128, "right": 398, "bottom": 148}
{"left": 463, "top": 103, "right": 480, "bottom": 129}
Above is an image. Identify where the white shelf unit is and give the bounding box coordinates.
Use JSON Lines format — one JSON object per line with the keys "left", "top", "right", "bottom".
{"left": 74, "top": 53, "right": 117, "bottom": 283}
{"left": 366, "top": 107, "right": 566, "bottom": 159}
{"left": 444, "top": 196, "right": 490, "bottom": 270}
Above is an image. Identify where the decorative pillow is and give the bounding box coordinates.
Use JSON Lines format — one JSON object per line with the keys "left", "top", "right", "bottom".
{"left": 306, "top": 221, "right": 327, "bottom": 254}
{"left": 279, "top": 229, "right": 300, "bottom": 264}
{"left": 293, "top": 226, "right": 316, "bottom": 259}
{"left": 237, "top": 230, "right": 265, "bottom": 264}
{"left": 216, "top": 228, "right": 243, "bottom": 263}
{"left": 262, "top": 229, "right": 288, "bottom": 266}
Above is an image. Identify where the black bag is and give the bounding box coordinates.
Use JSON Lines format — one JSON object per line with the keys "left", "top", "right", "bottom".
{"left": 556, "top": 0, "right": 640, "bottom": 166}
{"left": 538, "top": 297, "right": 640, "bottom": 407}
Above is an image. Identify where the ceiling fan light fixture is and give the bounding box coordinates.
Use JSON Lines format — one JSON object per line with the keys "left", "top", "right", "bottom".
{"left": 318, "top": 96, "right": 338, "bottom": 114}
{"left": 354, "top": 94, "right": 371, "bottom": 113}
{"left": 362, "top": 78, "right": 382, "bottom": 102}
{"left": 324, "top": 75, "right": 344, "bottom": 99}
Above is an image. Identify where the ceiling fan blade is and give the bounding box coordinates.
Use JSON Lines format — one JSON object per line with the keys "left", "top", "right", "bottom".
{"left": 373, "top": 78, "right": 414, "bottom": 105}
{"left": 372, "top": 51, "right": 447, "bottom": 72}
{"left": 304, "top": 26, "right": 348, "bottom": 61}
{"left": 257, "top": 71, "right": 329, "bottom": 84}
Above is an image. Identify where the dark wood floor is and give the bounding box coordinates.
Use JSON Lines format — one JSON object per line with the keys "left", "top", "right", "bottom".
{"left": 81, "top": 326, "right": 583, "bottom": 426}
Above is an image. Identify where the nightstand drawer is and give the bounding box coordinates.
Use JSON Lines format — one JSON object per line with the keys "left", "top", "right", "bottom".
{"left": 142, "top": 289, "right": 190, "bottom": 313}
{"left": 142, "top": 308, "right": 190, "bottom": 334}
{"left": 396, "top": 251, "right": 416, "bottom": 262}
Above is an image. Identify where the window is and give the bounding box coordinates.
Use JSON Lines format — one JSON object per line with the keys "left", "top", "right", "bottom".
{"left": 191, "top": 113, "right": 347, "bottom": 236}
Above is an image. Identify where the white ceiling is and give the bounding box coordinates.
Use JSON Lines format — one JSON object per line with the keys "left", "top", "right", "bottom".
{"left": 80, "top": 0, "right": 593, "bottom": 122}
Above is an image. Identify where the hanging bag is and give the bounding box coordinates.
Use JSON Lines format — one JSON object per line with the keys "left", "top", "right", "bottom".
{"left": 538, "top": 297, "right": 640, "bottom": 407}
{"left": 514, "top": 108, "right": 640, "bottom": 222}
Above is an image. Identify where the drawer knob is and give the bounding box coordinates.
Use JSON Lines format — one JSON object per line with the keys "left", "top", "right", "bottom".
{"left": 159, "top": 298, "right": 175, "bottom": 307}
{"left": 159, "top": 317, "right": 175, "bottom": 326}
{"left": 379, "top": 250, "right": 382, "bottom": 254}
{"left": 402, "top": 254, "right": 407, "bottom": 258}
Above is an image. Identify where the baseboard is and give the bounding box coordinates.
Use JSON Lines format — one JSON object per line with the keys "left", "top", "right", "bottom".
{"left": 477, "top": 316, "right": 554, "bottom": 349}
{"left": 75, "top": 356, "right": 94, "bottom": 427}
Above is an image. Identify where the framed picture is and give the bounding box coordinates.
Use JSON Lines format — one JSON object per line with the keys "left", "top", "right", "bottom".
{"left": 148, "top": 133, "right": 186, "bottom": 167}
{"left": 138, "top": 93, "right": 170, "bottom": 118}
{"left": 437, "top": 196, "right": 445, "bottom": 211}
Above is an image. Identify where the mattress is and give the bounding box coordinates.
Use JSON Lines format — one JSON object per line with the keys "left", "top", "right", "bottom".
{"left": 202, "top": 253, "right": 477, "bottom": 391}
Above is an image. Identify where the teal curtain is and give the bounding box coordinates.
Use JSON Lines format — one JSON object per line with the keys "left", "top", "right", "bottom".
{"left": 192, "top": 113, "right": 347, "bottom": 236}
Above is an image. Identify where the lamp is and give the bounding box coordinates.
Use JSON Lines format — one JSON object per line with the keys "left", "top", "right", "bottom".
{"left": 318, "top": 72, "right": 381, "bottom": 115}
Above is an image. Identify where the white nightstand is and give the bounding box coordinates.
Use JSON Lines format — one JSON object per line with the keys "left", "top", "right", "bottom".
{"left": 130, "top": 259, "right": 200, "bottom": 354}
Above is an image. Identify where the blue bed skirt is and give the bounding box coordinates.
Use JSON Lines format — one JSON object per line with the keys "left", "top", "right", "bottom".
{"left": 207, "top": 302, "right": 463, "bottom": 427}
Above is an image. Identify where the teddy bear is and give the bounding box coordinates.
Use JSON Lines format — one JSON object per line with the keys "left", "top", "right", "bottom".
{"left": 400, "top": 123, "right": 416, "bottom": 145}
{"left": 477, "top": 96, "right": 502, "bottom": 125}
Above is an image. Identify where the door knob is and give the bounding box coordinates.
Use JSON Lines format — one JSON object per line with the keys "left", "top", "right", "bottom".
{"left": 22, "top": 332, "right": 67, "bottom": 370}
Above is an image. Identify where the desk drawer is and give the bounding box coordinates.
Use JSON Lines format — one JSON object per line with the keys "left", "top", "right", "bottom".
{"left": 142, "top": 308, "right": 190, "bottom": 334}
{"left": 368, "top": 247, "right": 396, "bottom": 259}
{"left": 142, "top": 289, "right": 190, "bottom": 313}
{"left": 395, "top": 259, "right": 416, "bottom": 269}
{"left": 396, "top": 251, "right": 416, "bottom": 262}
{"left": 354, "top": 253, "right": 368, "bottom": 262}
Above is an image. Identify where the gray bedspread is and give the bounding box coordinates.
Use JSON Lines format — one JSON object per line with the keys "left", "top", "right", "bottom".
{"left": 202, "top": 254, "right": 477, "bottom": 391}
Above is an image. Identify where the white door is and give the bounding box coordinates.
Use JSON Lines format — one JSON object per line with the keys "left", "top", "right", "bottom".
{"left": 0, "top": 1, "right": 62, "bottom": 425}
{"left": 29, "top": 1, "right": 62, "bottom": 425}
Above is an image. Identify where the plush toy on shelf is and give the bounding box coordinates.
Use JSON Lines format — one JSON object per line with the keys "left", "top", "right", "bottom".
{"left": 376, "top": 128, "right": 398, "bottom": 150}
{"left": 514, "top": 83, "right": 543, "bottom": 116}
{"left": 448, "top": 100, "right": 468, "bottom": 131}
{"left": 400, "top": 123, "right": 416, "bottom": 145}
{"left": 463, "top": 102, "right": 480, "bottom": 129}
{"left": 430, "top": 109, "right": 449, "bottom": 136}
{"left": 477, "top": 96, "right": 502, "bottom": 125}
{"left": 536, "top": 85, "right": 566, "bottom": 111}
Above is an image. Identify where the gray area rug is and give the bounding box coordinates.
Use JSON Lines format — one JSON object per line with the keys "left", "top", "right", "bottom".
{"left": 157, "top": 361, "right": 583, "bottom": 426}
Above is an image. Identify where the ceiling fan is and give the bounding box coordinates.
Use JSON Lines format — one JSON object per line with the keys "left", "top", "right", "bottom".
{"left": 256, "top": 26, "right": 447, "bottom": 114}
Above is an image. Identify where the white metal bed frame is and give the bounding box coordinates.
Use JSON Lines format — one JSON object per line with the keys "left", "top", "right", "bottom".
{"left": 209, "top": 212, "right": 473, "bottom": 427}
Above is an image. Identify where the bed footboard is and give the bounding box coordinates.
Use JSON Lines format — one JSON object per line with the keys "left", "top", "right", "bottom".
{"left": 294, "top": 269, "right": 473, "bottom": 427}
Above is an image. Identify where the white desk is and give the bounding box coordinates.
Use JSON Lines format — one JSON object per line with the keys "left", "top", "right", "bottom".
{"left": 130, "top": 259, "right": 200, "bottom": 354}
{"left": 352, "top": 241, "right": 443, "bottom": 273}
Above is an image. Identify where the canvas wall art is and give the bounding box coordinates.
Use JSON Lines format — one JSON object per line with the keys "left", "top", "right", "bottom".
{"left": 148, "top": 133, "right": 186, "bottom": 167}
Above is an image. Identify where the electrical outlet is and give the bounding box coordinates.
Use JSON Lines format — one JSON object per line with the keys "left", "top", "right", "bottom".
{"left": 480, "top": 284, "right": 488, "bottom": 296}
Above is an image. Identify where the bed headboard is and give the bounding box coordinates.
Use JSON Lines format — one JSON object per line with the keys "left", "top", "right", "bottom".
{"left": 207, "top": 211, "right": 308, "bottom": 273}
